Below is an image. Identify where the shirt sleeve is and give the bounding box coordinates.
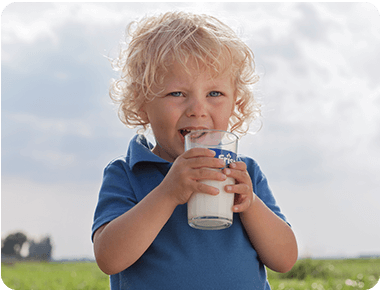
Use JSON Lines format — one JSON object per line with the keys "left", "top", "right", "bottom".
{"left": 91, "top": 158, "right": 138, "bottom": 242}
{"left": 240, "top": 156, "right": 290, "bottom": 226}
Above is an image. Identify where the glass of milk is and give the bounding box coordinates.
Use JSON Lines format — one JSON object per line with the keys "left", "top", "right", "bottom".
{"left": 185, "top": 129, "right": 238, "bottom": 230}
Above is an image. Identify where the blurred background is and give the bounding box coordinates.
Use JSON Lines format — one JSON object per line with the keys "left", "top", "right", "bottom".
{"left": 2, "top": 2, "right": 379, "bottom": 261}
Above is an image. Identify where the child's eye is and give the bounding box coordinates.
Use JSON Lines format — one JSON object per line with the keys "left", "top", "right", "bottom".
{"left": 208, "top": 91, "right": 222, "bottom": 97}
{"left": 168, "top": 92, "right": 183, "bottom": 97}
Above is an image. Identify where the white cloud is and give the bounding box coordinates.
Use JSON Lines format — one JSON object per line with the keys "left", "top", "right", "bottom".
{"left": 2, "top": 3, "right": 62, "bottom": 45}
{"left": 23, "top": 150, "right": 76, "bottom": 168}
{"left": 2, "top": 3, "right": 144, "bottom": 46}
{"left": 253, "top": 2, "right": 379, "bottom": 156}
{"left": 8, "top": 113, "right": 94, "bottom": 138}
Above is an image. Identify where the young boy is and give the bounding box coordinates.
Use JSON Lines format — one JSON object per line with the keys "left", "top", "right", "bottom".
{"left": 92, "top": 11, "right": 297, "bottom": 289}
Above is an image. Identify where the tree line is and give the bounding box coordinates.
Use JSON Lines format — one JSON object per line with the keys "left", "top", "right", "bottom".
{"left": 1, "top": 231, "right": 52, "bottom": 261}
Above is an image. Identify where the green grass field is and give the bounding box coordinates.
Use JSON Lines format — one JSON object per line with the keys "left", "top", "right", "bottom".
{"left": 1, "top": 258, "right": 379, "bottom": 290}
{"left": 1, "top": 261, "right": 109, "bottom": 290}
{"left": 266, "top": 258, "right": 379, "bottom": 290}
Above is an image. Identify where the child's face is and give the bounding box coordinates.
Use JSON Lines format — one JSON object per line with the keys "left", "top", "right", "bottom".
{"left": 140, "top": 60, "right": 236, "bottom": 162}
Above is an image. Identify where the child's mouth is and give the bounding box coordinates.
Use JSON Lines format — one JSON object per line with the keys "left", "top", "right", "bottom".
{"left": 179, "top": 128, "right": 210, "bottom": 143}
{"left": 179, "top": 129, "right": 192, "bottom": 137}
{"left": 179, "top": 129, "right": 191, "bottom": 144}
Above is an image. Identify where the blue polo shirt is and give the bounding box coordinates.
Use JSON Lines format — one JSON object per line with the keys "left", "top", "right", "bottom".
{"left": 92, "top": 134, "right": 289, "bottom": 290}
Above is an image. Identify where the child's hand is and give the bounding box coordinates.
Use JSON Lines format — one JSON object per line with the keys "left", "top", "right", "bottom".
{"left": 161, "top": 148, "right": 227, "bottom": 206}
{"left": 222, "top": 162, "right": 255, "bottom": 213}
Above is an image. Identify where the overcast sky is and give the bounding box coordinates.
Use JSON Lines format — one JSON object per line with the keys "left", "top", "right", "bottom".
{"left": 1, "top": 2, "right": 379, "bottom": 260}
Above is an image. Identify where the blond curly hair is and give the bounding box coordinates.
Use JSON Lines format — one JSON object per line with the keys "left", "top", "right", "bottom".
{"left": 109, "top": 11, "right": 261, "bottom": 136}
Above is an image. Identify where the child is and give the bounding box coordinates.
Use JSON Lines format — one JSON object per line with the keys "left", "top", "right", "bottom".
{"left": 92, "top": 11, "right": 297, "bottom": 290}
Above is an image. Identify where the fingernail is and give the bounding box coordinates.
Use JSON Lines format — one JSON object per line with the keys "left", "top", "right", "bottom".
{"left": 225, "top": 169, "right": 231, "bottom": 175}
{"left": 226, "top": 186, "right": 232, "bottom": 191}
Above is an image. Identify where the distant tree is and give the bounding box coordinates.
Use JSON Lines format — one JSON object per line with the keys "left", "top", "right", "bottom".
{"left": 28, "top": 236, "right": 52, "bottom": 261}
{"left": 1, "top": 232, "right": 27, "bottom": 258}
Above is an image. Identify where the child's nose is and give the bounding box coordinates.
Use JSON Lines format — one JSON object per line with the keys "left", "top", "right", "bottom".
{"left": 186, "top": 97, "right": 208, "bottom": 118}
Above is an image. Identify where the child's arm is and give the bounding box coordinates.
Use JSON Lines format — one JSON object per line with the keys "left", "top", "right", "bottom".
{"left": 93, "top": 185, "right": 178, "bottom": 275}
{"left": 223, "top": 162, "right": 298, "bottom": 273}
{"left": 93, "top": 148, "right": 226, "bottom": 275}
{"left": 239, "top": 195, "right": 298, "bottom": 273}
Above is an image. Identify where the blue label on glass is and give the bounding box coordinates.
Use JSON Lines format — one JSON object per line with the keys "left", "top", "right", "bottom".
{"left": 210, "top": 148, "right": 237, "bottom": 166}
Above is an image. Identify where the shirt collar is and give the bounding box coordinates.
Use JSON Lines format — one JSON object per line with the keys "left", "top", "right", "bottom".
{"left": 128, "top": 134, "right": 171, "bottom": 170}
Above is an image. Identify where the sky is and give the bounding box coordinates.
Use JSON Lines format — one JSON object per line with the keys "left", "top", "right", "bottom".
{"left": 1, "top": 2, "right": 380, "bottom": 260}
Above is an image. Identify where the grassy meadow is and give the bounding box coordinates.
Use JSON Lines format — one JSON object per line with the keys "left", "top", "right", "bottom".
{"left": 266, "top": 258, "right": 379, "bottom": 290}
{"left": 1, "top": 258, "right": 379, "bottom": 290}
{"left": 1, "top": 261, "right": 109, "bottom": 290}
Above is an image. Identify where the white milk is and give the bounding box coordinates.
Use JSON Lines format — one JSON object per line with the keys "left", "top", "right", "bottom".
{"left": 187, "top": 171, "right": 235, "bottom": 230}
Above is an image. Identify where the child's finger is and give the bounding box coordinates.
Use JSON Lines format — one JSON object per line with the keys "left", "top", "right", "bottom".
{"left": 195, "top": 182, "right": 221, "bottom": 196}
{"left": 225, "top": 183, "right": 251, "bottom": 194}
{"left": 228, "top": 161, "right": 247, "bottom": 171}
{"left": 188, "top": 156, "right": 226, "bottom": 169}
{"left": 191, "top": 168, "right": 227, "bottom": 182}
{"left": 222, "top": 167, "right": 251, "bottom": 184}
{"left": 232, "top": 196, "right": 252, "bottom": 212}
{"left": 183, "top": 147, "right": 216, "bottom": 158}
